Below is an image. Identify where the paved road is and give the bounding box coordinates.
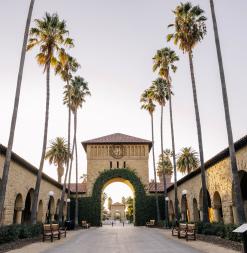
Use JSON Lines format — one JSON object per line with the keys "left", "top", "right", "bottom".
{"left": 43, "top": 224, "right": 203, "bottom": 253}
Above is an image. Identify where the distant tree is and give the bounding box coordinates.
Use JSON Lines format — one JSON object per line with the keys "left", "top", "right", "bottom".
{"left": 177, "top": 147, "right": 199, "bottom": 174}
{"left": 108, "top": 197, "right": 113, "bottom": 211}
{"left": 45, "top": 137, "right": 70, "bottom": 183}
{"left": 126, "top": 197, "right": 134, "bottom": 222}
{"left": 122, "top": 197, "right": 126, "bottom": 205}
{"left": 157, "top": 149, "right": 173, "bottom": 177}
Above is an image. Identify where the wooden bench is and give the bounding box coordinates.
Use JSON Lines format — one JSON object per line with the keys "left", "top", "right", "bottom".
{"left": 146, "top": 220, "right": 155, "bottom": 227}
{"left": 43, "top": 224, "right": 60, "bottom": 242}
{"left": 176, "top": 223, "right": 196, "bottom": 241}
{"left": 172, "top": 226, "right": 179, "bottom": 236}
{"left": 186, "top": 224, "right": 196, "bottom": 241}
{"left": 81, "top": 220, "right": 90, "bottom": 229}
{"left": 178, "top": 223, "right": 187, "bottom": 239}
{"left": 43, "top": 224, "right": 66, "bottom": 242}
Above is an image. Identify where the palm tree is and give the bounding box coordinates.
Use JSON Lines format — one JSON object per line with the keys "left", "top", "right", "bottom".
{"left": 63, "top": 76, "right": 90, "bottom": 225}
{"left": 153, "top": 47, "right": 179, "bottom": 221}
{"left": 177, "top": 147, "right": 199, "bottom": 175}
{"left": 167, "top": 2, "right": 209, "bottom": 222}
{"left": 140, "top": 89, "right": 160, "bottom": 222}
{"left": 209, "top": 0, "right": 245, "bottom": 224}
{"left": 0, "top": 0, "right": 35, "bottom": 224}
{"left": 27, "top": 13, "right": 74, "bottom": 224}
{"left": 149, "top": 78, "right": 169, "bottom": 223}
{"left": 55, "top": 51, "right": 80, "bottom": 221}
{"left": 157, "top": 149, "right": 173, "bottom": 177}
{"left": 45, "top": 137, "right": 70, "bottom": 183}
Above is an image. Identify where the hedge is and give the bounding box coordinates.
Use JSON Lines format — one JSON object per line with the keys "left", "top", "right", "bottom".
{"left": 196, "top": 222, "right": 241, "bottom": 242}
{"left": 71, "top": 168, "right": 166, "bottom": 226}
{"left": 0, "top": 224, "right": 42, "bottom": 244}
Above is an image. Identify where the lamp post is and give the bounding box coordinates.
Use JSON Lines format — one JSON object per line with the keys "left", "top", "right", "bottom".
{"left": 182, "top": 190, "right": 188, "bottom": 223}
{"left": 165, "top": 196, "right": 169, "bottom": 228}
{"left": 66, "top": 198, "right": 71, "bottom": 221}
{"left": 47, "top": 191, "right": 54, "bottom": 224}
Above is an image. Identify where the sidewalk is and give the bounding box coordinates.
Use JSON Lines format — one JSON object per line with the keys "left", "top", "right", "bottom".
{"left": 158, "top": 228, "right": 241, "bottom": 253}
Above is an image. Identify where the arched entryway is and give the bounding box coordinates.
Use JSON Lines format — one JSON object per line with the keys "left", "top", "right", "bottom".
{"left": 37, "top": 200, "right": 43, "bottom": 223}
{"left": 199, "top": 188, "right": 212, "bottom": 221}
{"left": 13, "top": 193, "right": 23, "bottom": 224}
{"left": 83, "top": 168, "right": 146, "bottom": 226}
{"left": 213, "top": 191, "right": 223, "bottom": 222}
{"left": 22, "top": 189, "right": 34, "bottom": 224}
{"left": 193, "top": 198, "right": 200, "bottom": 222}
{"left": 168, "top": 200, "right": 175, "bottom": 222}
{"left": 232, "top": 170, "right": 247, "bottom": 223}
{"left": 46, "top": 196, "right": 55, "bottom": 223}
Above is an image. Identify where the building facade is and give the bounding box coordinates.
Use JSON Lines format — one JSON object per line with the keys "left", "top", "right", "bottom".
{"left": 167, "top": 135, "right": 247, "bottom": 225}
{"left": 0, "top": 145, "right": 67, "bottom": 225}
{"left": 81, "top": 133, "right": 152, "bottom": 196}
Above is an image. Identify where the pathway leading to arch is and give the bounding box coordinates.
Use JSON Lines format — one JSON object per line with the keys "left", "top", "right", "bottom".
{"left": 43, "top": 225, "right": 202, "bottom": 253}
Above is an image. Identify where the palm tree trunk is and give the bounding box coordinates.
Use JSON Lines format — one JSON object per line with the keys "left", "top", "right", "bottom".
{"left": 31, "top": 62, "right": 50, "bottom": 224}
{"left": 160, "top": 105, "right": 168, "bottom": 223}
{"left": 209, "top": 0, "right": 245, "bottom": 224}
{"left": 59, "top": 81, "right": 73, "bottom": 223}
{"left": 168, "top": 86, "right": 179, "bottom": 222}
{"left": 74, "top": 110, "right": 79, "bottom": 226}
{"left": 151, "top": 113, "right": 160, "bottom": 222}
{"left": 188, "top": 51, "right": 209, "bottom": 223}
{"left": 0, "top": 0, "right": 35, "bottom": 224}
{"left": 67, "top": 136, "right": 75, "bottom": 221}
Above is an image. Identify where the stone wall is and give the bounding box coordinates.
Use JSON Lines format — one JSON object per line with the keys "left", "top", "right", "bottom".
{"left": 0, "top": 152, "right": 67, "bottom": 225}
{"left": 85, "top": 144, "right": 150, "bottom": 196}
{"left": 167, "top": 145, "right": 247, "bottom": 224}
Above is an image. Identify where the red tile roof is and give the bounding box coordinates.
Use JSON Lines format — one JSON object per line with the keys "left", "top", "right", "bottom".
{"left": 68, "top": 183, "right": 87, "bottom": 193}
{"left": 82, "top": 133, "right": 152, "bottom": 150}
{"left": 148, "top": 181, "right": 173, "bottom": 193}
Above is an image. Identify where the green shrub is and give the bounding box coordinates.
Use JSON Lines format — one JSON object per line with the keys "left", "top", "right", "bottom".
{"left": 0, "top": 224, "right": 42, "bottom": 244}
{"left": 195, "top": 222, "right": 241, "bottom": 242}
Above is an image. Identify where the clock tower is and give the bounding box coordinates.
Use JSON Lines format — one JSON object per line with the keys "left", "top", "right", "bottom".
{"left": 81, "top": 133, "right": 152, "bottom": 196}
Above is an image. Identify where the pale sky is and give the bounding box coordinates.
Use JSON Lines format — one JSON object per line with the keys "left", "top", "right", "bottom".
{"left": 0, "top": 1, "right": 247, "bottom": 187}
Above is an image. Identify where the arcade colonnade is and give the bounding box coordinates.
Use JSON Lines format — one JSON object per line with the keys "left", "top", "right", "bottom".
{"left": 167, "top": 138, "right": 247, "bottom": 225}
{"left": 0, "top": 144, "right": 67, "bottom": 225}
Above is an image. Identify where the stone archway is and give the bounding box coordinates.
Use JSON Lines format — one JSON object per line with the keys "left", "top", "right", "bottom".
{"left": 193, "top": 198, "right": 200, "bottom": 222}
{"left": 22, "top": 189, "right": 34, "bottom": 224}
{"left": 213, "top": 191, "right": 223, "bottom": 222}
{"left": 82, "top": 168, "right": 146, "bottom": 226}
{"left": 37, "top": 200, "right": 43, "bottom": 223}
{"left": 199, "top": 188, "right": 212, "bottom": 221}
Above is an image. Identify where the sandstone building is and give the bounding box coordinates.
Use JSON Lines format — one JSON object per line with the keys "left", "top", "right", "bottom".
{"left": 0, "top": 145, "right": 67, "bottom": 225}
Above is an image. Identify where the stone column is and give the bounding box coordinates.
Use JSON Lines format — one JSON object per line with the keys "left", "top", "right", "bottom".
{"left": 16, "top": 208, "right": 23, "bottom": 224}
{"left": 200, "top": 210, "right": 203, "bottom": 221}
{"left": 213, "top": 208, "right": 220, "bottom": 222}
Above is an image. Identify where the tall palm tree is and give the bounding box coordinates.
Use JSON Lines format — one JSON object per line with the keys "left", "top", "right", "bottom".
{"left": 153, "top": 47, "right": 179, "bottom": 221}
{"left": 63, "top": 76, "right": 90, "bottom": 225}
{"left": 149, "top": 78, "right": 169, "bottom": 223}
{"left": 0, "top": 0, "right": 35, "bottom": 224}
{"left": 27, "top": 13, "right": 74, "bottom": 224}
{"left": 177, "top": 147, "right": 199, "bottom": 175}
{"left": 55, "top": 51, "right": 80, "bottom": 220}
{"left": 209, "top": 0, "right": 245, "bottom": 224}
{"left": 140, "top": 89, "right": 160, "bottom": 222}
{"left": 167, "top": 2, "right": 209, "bottom": 222}
{"left": 45, "top": 137, "right": 70, "bottom": 183}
